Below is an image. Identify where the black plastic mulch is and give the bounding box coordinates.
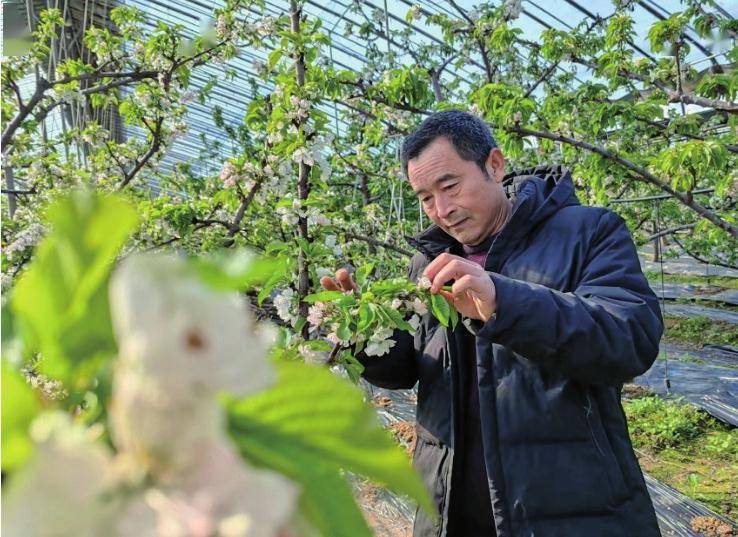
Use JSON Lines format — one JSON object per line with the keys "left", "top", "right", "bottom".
{"left": 633, "top": 358, "right": 738, "bottom": 427}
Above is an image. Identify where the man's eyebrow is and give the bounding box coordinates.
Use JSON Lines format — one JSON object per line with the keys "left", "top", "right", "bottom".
{"left": 414, "top": 173, "right": 459, "bottom": 195}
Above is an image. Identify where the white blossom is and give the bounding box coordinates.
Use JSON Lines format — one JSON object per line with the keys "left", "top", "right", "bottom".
{"left": 308, "top": 213, "right": 330, "bottom": 226}
{"left": 502, "top": 0, "right": 522, "bottom": 19}
{"left": 117, "top": 440, "right": 297, "bottom": 537}
{"left": 298, "top": 344, "right": 328, "bottom": 365}
{"left": 251, "top": 60, "right": 267, "bottom": 75}
{"left": 1, "top": 272, "right": 13, "bottom": 291}
{"left": 322, "top": 234, "right": 341, "bottom": 256}
{"left": 109, "top": 254, "right": 274, "bottom": 399}
{"left": 180, "top": 90, "right": 196, "bottom": 104}
{"left": 2, "top": 412, "right": 118, "bottom": 537}
{"left": 370, "top": 327, "right": 394, "bottom": 343}
{"left": 417, "top": 275, "right": 432, "bottom": 290}
{"left": 409, "top": 297, "right": 428, "bottom": 316}
{"left": 307, "top": 302, "right": 326, "bottom": 329}
{"left": 110, "top": 368, "right": 225, "bottom": 476}
{"left": 365, "top": 338, "right": 396, "bottom": 357}
{"left": 132, "top": 42, "right": 145, "bottom": 57}
{"left": 267, "top": 130, "right": 283, "bottom": 144}
{"left": 220, "top": 161, "right": 237, "bottom": 187}
{"left": 292, "top": 147, "right": 314, "bottom": 167}
{"left": 273, "top": 288, "right": 297, "bottom": 325}
{"left": 256, "top": 16, "right": 276, "bottom": 37}
{"left": 5, "top": 223, "right": 45, "bottom": 257}
{"left": 52, "top": 86, "right": 84, "bottom": 104}
{"left": 391, "top": 298, "right": 403, "bottom": 309}
{"left": 170, "top": 120, "right": 188, "bottom": 139}
{"left": 216, "top": 14, "right": 231, "bottom": 39}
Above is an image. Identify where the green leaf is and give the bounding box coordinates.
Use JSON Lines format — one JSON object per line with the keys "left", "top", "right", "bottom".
{"left": 369, "top": 278, "right": 414, "bottom": 296}
{"left": 337, "top": 318, "right": 352, "bottom": 342}
{"left": 294, "top": 316, "right": 307, "bottom": 335}
{"left": 257, "top": 269, "right": 286, "bottom": 306}
{"left": 354, "top": 263, "right": 374, "bottom": 289}
{"left": 341, "top": 351, "right": 365, "bottom": 384}
{"left": 303, "top": 290, "right": 345, "bottom": 303}
{"left": 357, "top": 303, "right": 375, "bottom": 333}
{"left": 449, "top": 306, "right": 459, "bottom": 332}
{"left": 226, "top": 361, "right": 434, "bottom": 535}
{"left": 2, "top": 361, "right": 40, "bottom": 472}
{"left": 381, "top": 305, "right": 412, "bottom": 332}
{"left": 11, "top": 190, "right": 138, "bottom": 386}
{"left": 267, "top": 49, "right": 283, "bottom": 70}
{"left": 192, "top": 249, "right": 286, "bottom": 292}
{"left": 430, "top": 293, "right": 451, "bottom": 327}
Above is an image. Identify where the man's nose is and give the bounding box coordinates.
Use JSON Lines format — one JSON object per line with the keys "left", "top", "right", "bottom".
{"left": 435, "top": 194, "right": 456, "bottom": 221}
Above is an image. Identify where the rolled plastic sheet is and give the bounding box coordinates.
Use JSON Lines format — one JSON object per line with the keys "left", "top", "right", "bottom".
{"left": 663, "top": 303, "right": 738, "bottom": 325}
{"left": 644, "top": 474, "right": 737, "bottom": 536}
{"left": 650, "top": 283, "right": 738, "bottom": 307}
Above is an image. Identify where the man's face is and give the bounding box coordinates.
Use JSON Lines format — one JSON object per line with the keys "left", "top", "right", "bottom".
{"left": 407, "top": 137, "right": 508, "bottom": 246}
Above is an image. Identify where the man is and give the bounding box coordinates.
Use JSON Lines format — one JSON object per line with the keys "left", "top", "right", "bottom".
{"left": 321, "top": 110, "right": 663, "bottom": 536}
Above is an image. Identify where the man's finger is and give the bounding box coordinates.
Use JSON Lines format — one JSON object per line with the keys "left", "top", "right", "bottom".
{"left": 431, "top": 259, "right": 476, "bottom": 293}
{"left": 451, "top": 274, "right": 479, "bottom": 298}
{"left": 439, "top": 289, "right": 456, "bottom": 305}
{"left": 335, "top": 268, "right": 359, "bottom": 293}
{"left": 422, "top": 252, "right": 458, "bottom": 282}
{"left": 320, "top": 276, "right": 340, "bottom": 291}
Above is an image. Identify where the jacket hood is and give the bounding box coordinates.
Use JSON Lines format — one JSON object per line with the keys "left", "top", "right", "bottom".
{"left": 406, "top": 164, "right": 579, "bottom": 258}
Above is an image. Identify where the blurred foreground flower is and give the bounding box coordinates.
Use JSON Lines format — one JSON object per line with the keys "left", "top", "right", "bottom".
{"left": 3, "top": 254, "right": 298, "bottom": 536}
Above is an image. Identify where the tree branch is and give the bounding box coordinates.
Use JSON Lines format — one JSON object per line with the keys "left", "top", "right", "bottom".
{"left": 645, "top": 223, "right": 696, "bottom": 241}
{"left": 1, "top": 78, "right": 51, "bottom": 148}
{"left": 447, "top": 0, "right": 494, "bottom": 82}
{"left": 671, "top": 235, "right": 738, "bottom": 270}
{"left": 1, "top": 188, "right": 37, "bottom": 195}
{"left": 344, "top": 232, "right": 412, "bottom": 256}
{"left": 506, "top": 124, "right": 738, "bottom": 238}
{"left": 667, "top": 91, "right": 738, "bottom": 114}
{"left": 118, "top": 117, "right": 164, "bottom": 188}
{"left": 223, "top": 175, "right": 267, "bottom": 245}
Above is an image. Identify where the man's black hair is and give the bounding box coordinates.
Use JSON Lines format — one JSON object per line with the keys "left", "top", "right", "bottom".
{"left": 400, "top": 110, "right": 497, "bottom": 176}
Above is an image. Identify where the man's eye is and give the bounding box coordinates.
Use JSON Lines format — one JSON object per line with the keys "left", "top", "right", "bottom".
{"left": 442, "top": 183, "right": 458, "bottom": 191}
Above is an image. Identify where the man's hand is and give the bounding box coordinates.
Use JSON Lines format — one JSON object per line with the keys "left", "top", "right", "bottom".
{"left": 320, "top": 268, "right": 360, "bottom": 294}
{"left": 423, "top": 253, "right": 497, "bottom": 322}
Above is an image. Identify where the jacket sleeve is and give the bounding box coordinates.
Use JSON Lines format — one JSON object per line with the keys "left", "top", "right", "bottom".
{"left": 356, "top": 253, "right": 424, "bottom": 390}
{"left": 467, "top": 210, "right": 663, "bottom": 386}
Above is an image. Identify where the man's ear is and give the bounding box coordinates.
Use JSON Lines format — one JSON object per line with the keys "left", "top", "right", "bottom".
{"left": 485, "top": 148, "right": 505, "bottom": 183}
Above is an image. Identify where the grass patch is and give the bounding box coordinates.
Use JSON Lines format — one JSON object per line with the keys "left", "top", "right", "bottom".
{"left": 644, "top": 271, "right": 738, "bottom": 290}
{"left": 664, "top": 316, "right": 738, "bottom": 348}
{"left": 658, "top": 352, "right": 707, "bottom": 366}
{"left": 623, "top": 395, "right": 738, "bottom": 519}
